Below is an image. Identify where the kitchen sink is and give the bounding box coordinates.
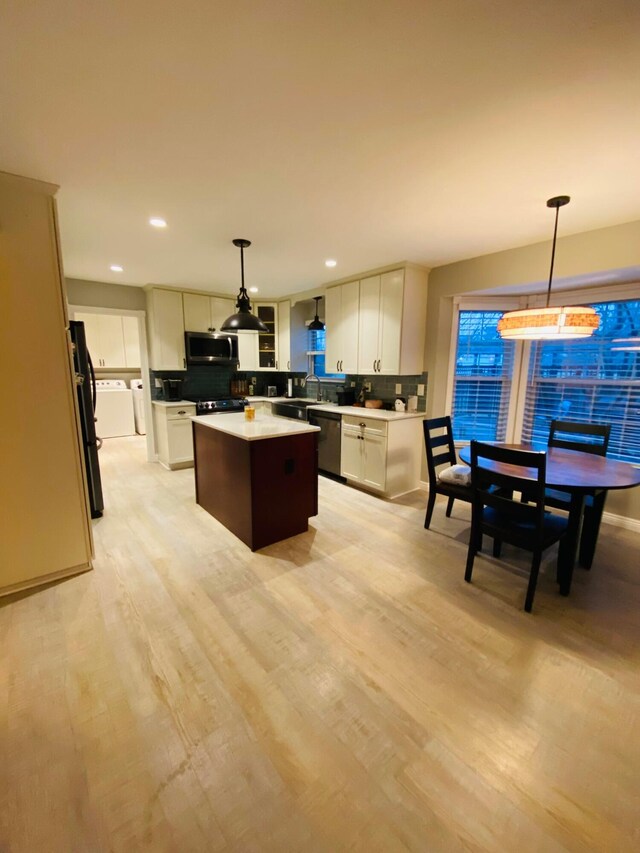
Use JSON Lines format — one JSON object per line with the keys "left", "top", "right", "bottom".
{"left": 271, "top": 400, "right": 321, "bottom": 420}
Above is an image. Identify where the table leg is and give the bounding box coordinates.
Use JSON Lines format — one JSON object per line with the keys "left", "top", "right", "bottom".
{"left": 558, "top": 491, "right": 585, "bottom": 596}
{"left": 579, "top": 489, "right": 607, "bottom": 570}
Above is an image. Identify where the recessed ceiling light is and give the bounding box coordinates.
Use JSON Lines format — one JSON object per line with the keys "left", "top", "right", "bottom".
{"left": 110, "top": 264, "right": 124, "bottom": 272}
{"left": 249, "top": 287, "right": 259, "bottom": 293}
{"left": 149, "top": 217, "right": 167, "bottom": 228}
{"left": 325, "top": 259, "right": 337, "bottom": 267}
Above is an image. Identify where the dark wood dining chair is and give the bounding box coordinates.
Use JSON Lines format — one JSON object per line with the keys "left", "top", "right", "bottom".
{"left": 423, "top": 416, "right": 472, "bottom": 529}
{"left": 465, "top": 441, "right": 570, "bottom": 613}
{"left": 546, "top": 420, "right": 611, "bottom": 568}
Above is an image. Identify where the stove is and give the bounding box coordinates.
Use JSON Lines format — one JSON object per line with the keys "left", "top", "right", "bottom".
{"left": 186, "top": 397, "right": 248, "bottom": 416}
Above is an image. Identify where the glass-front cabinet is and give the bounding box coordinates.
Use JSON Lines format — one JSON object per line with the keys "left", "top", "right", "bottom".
{"left": 256, "top": 303, "right": 277, "bottom": 370}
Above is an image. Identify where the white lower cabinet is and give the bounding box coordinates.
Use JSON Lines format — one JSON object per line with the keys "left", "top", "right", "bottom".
{"left": 341, "top": 417, "right": 387, "bottom": 491}
{"left": 153, "top": 403, "right": 196, "bottom": 469}
{"left": 341, "top": 414, "right": 424, "bottom": 498}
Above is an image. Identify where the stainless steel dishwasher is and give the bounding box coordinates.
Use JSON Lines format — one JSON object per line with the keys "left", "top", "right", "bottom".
{"left": 307, "top": 409, "right": 343, "bottom": 477}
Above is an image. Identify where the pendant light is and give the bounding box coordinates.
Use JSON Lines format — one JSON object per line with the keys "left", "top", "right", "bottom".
{"left": 308, "top": 296, "right": 325, "bottom": 331}
{"left": 497, "top": 196, "right": 600, "bottom": 340}
{"left": 220, "top": 239, "right": 269, "bottom": 333}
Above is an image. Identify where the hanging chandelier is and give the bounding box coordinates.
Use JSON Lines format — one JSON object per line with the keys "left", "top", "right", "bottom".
{"left": 308, "top": 296, "right": 325, "bottom": 331}
{"left": 220, "top": 239, "right": 269, "bottom": 333}
{"left": 497, "top": 196, "right": 600, "bottom": 341}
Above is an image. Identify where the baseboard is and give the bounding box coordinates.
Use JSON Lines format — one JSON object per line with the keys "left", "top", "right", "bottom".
{"left": 0, "top": 562, "right": 92, "bottom": 599}
{"left": 601, "top": 510, "right": 640, "bottom": 534}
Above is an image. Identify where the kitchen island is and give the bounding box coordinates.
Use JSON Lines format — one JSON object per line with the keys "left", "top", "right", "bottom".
{"left": 191, "top": 412, "right": 320, "bottom": 551}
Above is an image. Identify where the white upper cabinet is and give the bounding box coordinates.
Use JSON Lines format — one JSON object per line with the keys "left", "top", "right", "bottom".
{"left": 357, "top": 266, "right": 427, "bottom": 375}
{"left": 183, "top": 293, "right": 235, "bottom": 333}
{"left": 277, "top": 301, "right": 291, "bottom": 371}
{"left": 121, "top": 316, "right": 141, "bottom": 368}
{"left": 325, "top": 280, "right": 360, "bottom": 374}
{"left": 147, "top": 289, "right": 186, "bottom": 370}
{"left": 74, "top": 311, "right": 140, "bottom": 368}
{"left": 237, "top": 331, "right": 259, "bottom": 371}
{"left": 182, "top": 293, "right": 211, "bottom": 332}
{"left": 358, "top": 270, "right": 404, "bottom": 374}
{"left": 211, "top": 297, "right": 234, "bottom": 331}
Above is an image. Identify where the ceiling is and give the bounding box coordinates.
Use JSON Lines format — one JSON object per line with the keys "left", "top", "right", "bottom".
{"left": 2, "top": 0, "right": 640, "bottom": 297}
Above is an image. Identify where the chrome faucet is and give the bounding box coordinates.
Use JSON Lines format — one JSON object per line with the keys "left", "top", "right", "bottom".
{"left": 303, "top": 373, "right": 322, "bottom": 401}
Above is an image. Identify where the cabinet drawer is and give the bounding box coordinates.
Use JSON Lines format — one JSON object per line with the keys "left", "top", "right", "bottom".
{"left": 166, "top": 405, "right": 196, "bottom": 421}
{"left": 342, "top": 415, "right": 388, "bottom": 437}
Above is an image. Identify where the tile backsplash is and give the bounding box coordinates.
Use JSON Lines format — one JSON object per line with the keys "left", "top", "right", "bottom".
{"left": 150, "top": 366, "right": 427, "bottom": 411}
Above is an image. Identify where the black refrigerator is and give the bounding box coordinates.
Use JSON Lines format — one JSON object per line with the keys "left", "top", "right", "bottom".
{"left": 69, "top": 320, "right": 104, "bottom": 518}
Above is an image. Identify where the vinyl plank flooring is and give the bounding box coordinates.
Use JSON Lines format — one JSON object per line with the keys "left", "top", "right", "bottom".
{"left": 1, "top": 435, "right": 639, "bottom": 852}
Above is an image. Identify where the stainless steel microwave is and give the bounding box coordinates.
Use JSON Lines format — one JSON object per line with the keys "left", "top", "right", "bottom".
{"left": 184, "top": 331, "right": 239, "bottom": 366}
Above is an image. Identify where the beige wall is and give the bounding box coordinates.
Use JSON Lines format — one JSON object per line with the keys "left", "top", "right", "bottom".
{"left": 66, "top": 277, "right": 146, "bottom": 311}
{"left": 425, "top": 219, "right": 640, "bottom": 522}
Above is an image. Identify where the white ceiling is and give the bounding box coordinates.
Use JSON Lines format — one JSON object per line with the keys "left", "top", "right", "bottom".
{"left": 2, "top": 0, "right": 640, "bottom": 297}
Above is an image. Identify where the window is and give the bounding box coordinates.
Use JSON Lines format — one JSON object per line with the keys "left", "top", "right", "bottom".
{"left": 521, "top": 297, "right": 640, "bottom": 463}
{"left": 307, "top": 328, "right": 345, "bottom": 380}
{"left": 451, "top": 310, "right": 516, "bottom": 441}
{"left": 448, "top": 292, "right": 640, "bottom": 465}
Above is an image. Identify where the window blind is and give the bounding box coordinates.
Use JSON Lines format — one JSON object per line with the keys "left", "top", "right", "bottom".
{"left": 452, "top": 310, "right": 516, "bottom": 441}
{"left": 521, "top": 298, "right": 640, "bottom": 463}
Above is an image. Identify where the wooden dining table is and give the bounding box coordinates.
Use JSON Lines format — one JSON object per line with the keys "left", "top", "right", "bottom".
{"left": 459, "top": 443, "right": 640, "bottom": 595}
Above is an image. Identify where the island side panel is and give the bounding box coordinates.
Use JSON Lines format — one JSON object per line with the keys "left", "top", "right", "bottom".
{"left": 249, "top": 432, "right": 319, "bottom": 551}
{"left": 193, "top": 422, "right": 254, "bottom": 548}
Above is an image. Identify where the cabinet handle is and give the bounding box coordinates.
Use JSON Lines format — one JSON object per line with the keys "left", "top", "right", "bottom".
{"left": 178, "top": 410, "right": 186, "bottom": 415}
{"left": 359, "top": 422, "right": 366, "bottom": 428}
{"left": 287, "top": 360, "right": 290, "bottom": 370}
{"left": 276, "top": 360, "right": 278, "bottom": 369}
{"left": 377, "top": 359, "right": 381, "bottom": 372}
{"left": 183, "top": 358, "right": 186, "bottom": 368}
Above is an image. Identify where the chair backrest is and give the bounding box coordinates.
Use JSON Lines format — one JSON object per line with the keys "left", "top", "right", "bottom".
{"left": 548, "top": 420, "right": 611, "bottom": 456}
{"left": 470, "top": 441, "right": 548, "bottom": 542}
{"left": 423, "top": 416, "right": 457, "bottom": 485}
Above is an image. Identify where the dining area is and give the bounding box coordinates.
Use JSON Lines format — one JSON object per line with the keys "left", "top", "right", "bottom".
{"left": 423, "top": 415, "right": 640, "bottom": 612}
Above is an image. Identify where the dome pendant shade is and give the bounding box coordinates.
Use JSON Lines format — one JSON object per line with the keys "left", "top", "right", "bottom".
{"left": 308, "top": 296, "right": 325, "bottom": 331}
{"left": 498, "top": 196, "right": 600, "bottom": 341}
{"left": 220, "top": 239, "right": 269, "bottom": 333}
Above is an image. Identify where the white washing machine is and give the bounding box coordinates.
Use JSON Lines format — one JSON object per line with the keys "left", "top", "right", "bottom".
{"left": 94, "top": 380, "right": 135, "bottom": 438}
{"left": 130, "top": 378, "right": 146, "bottom": 435}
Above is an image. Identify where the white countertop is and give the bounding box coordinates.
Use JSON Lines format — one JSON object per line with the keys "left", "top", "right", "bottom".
{"left": 152, "top": 399, "right": 196, "bottom": 408}
{"left": 247, "top": 397, "right": 424, "bottom": 420}
{"left": 307, "top": 403, "right": 424, "bottom": 421}
{"left": 191, "top": 411, "right": 320, "bottom": 441}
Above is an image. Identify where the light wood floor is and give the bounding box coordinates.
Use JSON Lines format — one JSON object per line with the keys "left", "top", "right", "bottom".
{"left": 2, "top": 436, "right": 640, "bottom": 852}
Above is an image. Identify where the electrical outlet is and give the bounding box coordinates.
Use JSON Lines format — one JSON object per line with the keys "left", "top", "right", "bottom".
{"left": 350, "top": 381, "right": 356, "bottom": 387}
{"left": 251, "top": 376, "right": 257, "bottom": 385}
{"left": 364, "top": 381, "right": 372, "bottom": 392}
{"left": 154, "top": 378, "right": 162, "bottom": 388}
{"left": 417, "top": 383, "right": 425, "bottom": 396}
{"left": 395, "top": 383, "right": 402, "bottom": 394}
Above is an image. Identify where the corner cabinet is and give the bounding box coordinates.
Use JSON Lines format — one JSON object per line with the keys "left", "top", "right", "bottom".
{"left": 152, "top": 403, "right": 196, "bottom": 469}
{"left": 325, "top": 280, "right": 360, "bottom": 374}
{"left": 255, "top": 303, "right": 278, "bottom": 370}
{"left": 341, "top": 414, "right": 424, "bottom": 498}
{"left": 147, "top": 288, "right": 186, "bottom": 370}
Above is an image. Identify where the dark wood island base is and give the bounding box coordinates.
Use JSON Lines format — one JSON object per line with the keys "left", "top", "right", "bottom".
{"left": 193, "top": 421, "right": 318, "bottom": 551}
